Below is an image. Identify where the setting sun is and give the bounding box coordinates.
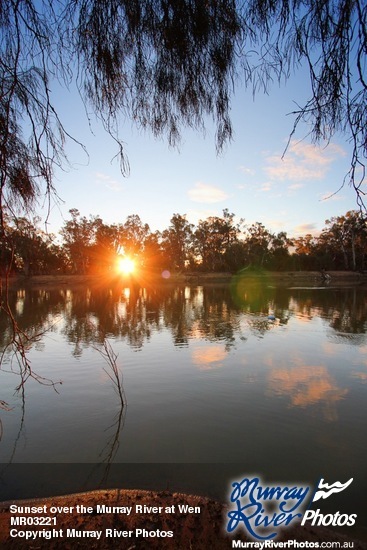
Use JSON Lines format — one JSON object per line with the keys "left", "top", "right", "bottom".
{"left": 117, "top": 257, "right": 135, "bottom": 275}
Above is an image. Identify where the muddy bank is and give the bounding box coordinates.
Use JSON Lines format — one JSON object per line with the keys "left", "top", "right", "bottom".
{"left": 3, "top": 270, "right": 367, "bottom": 289}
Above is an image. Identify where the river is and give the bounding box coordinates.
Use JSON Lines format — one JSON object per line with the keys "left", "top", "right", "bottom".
{"left": 0, "top": 278, "right": 366, "bottom": 531}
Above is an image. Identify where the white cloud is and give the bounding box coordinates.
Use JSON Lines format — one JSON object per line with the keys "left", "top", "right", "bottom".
{"left": 188, "top": 182, "right": 229, "bottom": 203}
{"left": 293, "top": 223, "right": 319, "bottom": 236}
{"left": 95, "top": 172, "right": 122, "bottom": 191}
{"left": 239, "top": 166, "right": 255, "bottom": 176}
{"left": 265, "top": 141, "right": 345, "bottom": 182}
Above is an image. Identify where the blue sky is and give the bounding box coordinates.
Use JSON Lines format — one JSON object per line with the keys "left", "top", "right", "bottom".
{"left": 41, "top": 64, "right": 360, "bottom": 239}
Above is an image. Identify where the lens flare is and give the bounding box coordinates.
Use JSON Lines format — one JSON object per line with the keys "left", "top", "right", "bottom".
{"left": 117, "top": 257, "right": 135, "bottom": 275}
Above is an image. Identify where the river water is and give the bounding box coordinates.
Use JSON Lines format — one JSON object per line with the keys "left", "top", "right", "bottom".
{"left": 0, "top": 278, "right": 366, "bottom": 529}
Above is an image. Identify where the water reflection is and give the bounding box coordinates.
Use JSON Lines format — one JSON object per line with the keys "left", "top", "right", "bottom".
{"left": 0, "top": 281, "right": 367, "bottom": 470}
{"left": 0, "top": 286, "right": 362, "bottom": 348}
{"left": 267, "top": 365, "right": 348, "bottom": 421}
{"left": 191, "top": 345, "right": 228, "bottom": 370}
{"left": 2, "top": 283, "right": 367, "bottom": 356}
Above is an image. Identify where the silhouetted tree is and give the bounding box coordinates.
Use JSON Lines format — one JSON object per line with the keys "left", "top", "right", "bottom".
{"left": 194, "top": 210, "right": 242, "bottom": 271}
{"left": 269, "top": 232, "right": 293, "bottom": 270}
{"left": 2, "top": 217, "right": 65, "bottom": 275}
{"left": 293, "top": 234, "right": 318, "bottom": 270}
{"left": 60, "top": 209, "right": 97, "bottom": 273}
{"left": 90, "top": 219, "right": 124, "bottom": 273}
{"left": 143, "top": 231, "right": 165, "bottom": 271}
{"left": 244, "top": 222, "right": 273, "bottom": 267}
{"left": 321, "top": 211, "right": 367, "bottom": 270}
{"left": 162, "top": 214, "right": 194, "bottom": 271}
{"left": 122, "top": 214, "right": 150, "bottom": 265}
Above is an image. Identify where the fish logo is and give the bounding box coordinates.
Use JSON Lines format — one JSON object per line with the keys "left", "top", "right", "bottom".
{"left": 312, "top": 478, "right": 353, "bottom": 502}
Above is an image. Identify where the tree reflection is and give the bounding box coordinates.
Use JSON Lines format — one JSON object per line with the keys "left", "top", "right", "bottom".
{"left": 95, "top": 339, "right": 127, "bottom": 475}
{"left": 0, "top": 389, "right": 25, "bottom": 474}
{"left": 1, "top": 281, "right": 367, "bottom": 465}
{"left": 286, "top": 287, "right": 367, "bottom": 334}
{"left": 1, "top": 282, "right": 367, "bottom": 361}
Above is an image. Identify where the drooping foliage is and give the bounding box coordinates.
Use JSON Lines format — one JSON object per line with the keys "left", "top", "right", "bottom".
{"left": 0, "top": 1, "right": 70, "bottom": 220}
{"left": 0, "top": 0, "right": 366, "bottom": 221}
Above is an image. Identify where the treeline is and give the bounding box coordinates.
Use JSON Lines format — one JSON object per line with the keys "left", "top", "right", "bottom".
{"left": 1, "top": 208, "right": 366, "bottom": 276}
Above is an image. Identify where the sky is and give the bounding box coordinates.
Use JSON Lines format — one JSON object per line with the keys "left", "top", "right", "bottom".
{"left": 39, "top": 63, "right": 361, "bottom": 240}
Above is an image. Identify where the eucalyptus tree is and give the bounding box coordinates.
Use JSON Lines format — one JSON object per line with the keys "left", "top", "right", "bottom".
{"left": 92, "top": 219, "right": 124, "bottom": 273}
{"left": 269, "top": 231, "right": 293, "bottom": 270}
{"left": 60, "top": 209, "right": 97, "bottom": 273}
{"left": 122, "top": 214, "right": 151, "bottom": 262}
{"left": 143, "top": 231, "right": 165, "bottom": 271}
{"left": 161, "top": 214, "right": 194, "bottom": 271}
{"left": 244, "top": 222, "right": 273, "bottom": 267}
{"left": 194, "top": 210, "right": 242, "bottom": 271}
{"left": 321, "top": 210, "right": 367, "bottom": 270}
{"left": 293, "top": 234, "right": 318, "bottom": 270}
{"left": 9, "top": 217, "right": 62, "bottom": 276}
{"left": 342, "top": 210, "right": 367, "bottom": 271}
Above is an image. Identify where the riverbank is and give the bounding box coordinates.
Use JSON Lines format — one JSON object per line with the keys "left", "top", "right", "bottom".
{"left": 3, "top": 270, "right": 367, "bottom": 288}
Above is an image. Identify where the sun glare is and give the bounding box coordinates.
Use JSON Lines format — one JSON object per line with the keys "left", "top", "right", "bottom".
{"left": 117, "top": 257, "right": 135, "bottom": 275}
